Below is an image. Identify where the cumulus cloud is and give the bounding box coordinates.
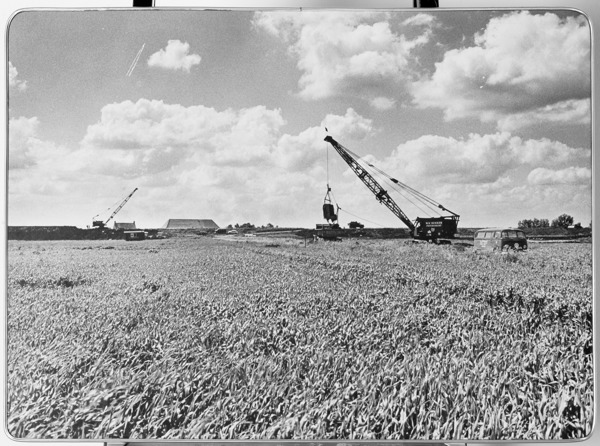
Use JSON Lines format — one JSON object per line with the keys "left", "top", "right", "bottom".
{"left": 411, "top": 11, "right": 590, "bottom": 128}
{"left": 401, "top": 13, "right": 436, "bottom": 27}
{"left": 388, "top": 132, "right": 589, "bottom": 187}
{"left": 82, "top": 99, "right": 285, "bottom": 177}
{"left": 83, "top": 100, "right": 373, "bottom": 175}
{"left": 11, "top": 102, "right": 376, "bottom": 227}
{"left": 8, "top": 100, "right": 591, "bottom": 228}
{"left": 9, "top": 117, "right": 73, "bottom": 173}
{"left": 370, "top": 97, "right": 396, "bottom": 110}
{"left": 367, "top": 131, "right": 591, "bottom": 227}
{"left": 274, "top": 108, "right": 373, "bottom": 170}
{"left": 9, "top": 116, "right": 40, "bottom": 169}
{"left": 527, "top": 167, "right": 591, "bottom": 185}
{"left": 83, "top": 99, "right": 234, "bottom": 151}
{"left": 8, "top": 116, "right": 80, "bottom": 205}
{"left": 147, "top": 40, "right": 201, "bottom": 72}
{"left": 79, "top": 101, "right": 374, "bottom": 226}
{"left": 253, "top": 11, "right": 434, "bottom": 102}
{"left": 9, "top": 62, "right": 27, "bottom": 92}
{"left": 497, "top": 99, "right": 590, "bottom": 132}
{"left": 391, "top": 132, "right": 518, "bottom": 185}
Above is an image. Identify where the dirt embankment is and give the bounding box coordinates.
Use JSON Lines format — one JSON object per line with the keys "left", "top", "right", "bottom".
{"left": 8, "top": 226, "right": 127, "bottom": 240}
{"left": 8, "top": 225, "right": 591, "bottom": 241}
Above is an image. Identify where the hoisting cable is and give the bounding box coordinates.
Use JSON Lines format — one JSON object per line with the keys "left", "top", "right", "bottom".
{"left": 94, "top": 194, "right": 128, "bottom": 220}
{"left": 329, "top": 139, "right": 437, "bottom": 217}
{"left": 329, "top": 178, "right": 412, "bottom": 228}
{"left": 343, "top": 145, "right": 450, "bottom": 216}
{"left": 344, "top": 145, "right": 436, "bottom": 207}
{"left": 326, "top": 136, "right": 330, "bottom": 186}
{"left": 338, "top": 207, "right": 386, "bottom": 228}
{"left": 344, "top": 147, "right": 438, "bottom": 216}
{"left": 326, "top": 185, "right": 341, "bottom": 219}
{"left": 364, "top": 157, "right": 449, "bottom": 211}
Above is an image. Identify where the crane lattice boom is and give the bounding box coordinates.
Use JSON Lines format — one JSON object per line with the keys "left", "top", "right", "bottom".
{"left": 93, "top": 188, "right": 138, "bottom": 228}
{"left": 324, "top": 136, "right": 415, "bottom": 231}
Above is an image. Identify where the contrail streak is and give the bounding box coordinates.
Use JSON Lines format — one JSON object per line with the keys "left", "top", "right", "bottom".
{"left": 126, "top": 43, "right": 145, "bottom": 77}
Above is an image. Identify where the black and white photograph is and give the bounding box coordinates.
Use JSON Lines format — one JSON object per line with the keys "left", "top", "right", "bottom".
{"left": 6, "top": 7, "right": 594, "bottom": 441}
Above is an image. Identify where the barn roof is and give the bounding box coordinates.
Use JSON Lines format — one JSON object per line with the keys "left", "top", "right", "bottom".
{"left": 161, "top": 219, "right": 219, "bottom": 229}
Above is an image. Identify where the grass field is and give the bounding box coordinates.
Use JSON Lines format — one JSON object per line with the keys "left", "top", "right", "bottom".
{"left": 6, "top": 236, "right": 594, "bottom": 440}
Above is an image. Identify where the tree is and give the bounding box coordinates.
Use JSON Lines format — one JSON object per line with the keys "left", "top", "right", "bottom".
{"left": 551, "top": 214, "right": 574, "bottom": 228}
{"left": 518, "top": 219, "right": 531, "bottom": 229}
{"left": 518, "top": 218, "right": 549, "bottom": 229}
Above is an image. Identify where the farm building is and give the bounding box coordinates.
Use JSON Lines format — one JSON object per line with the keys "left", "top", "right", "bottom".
{"left": 161, "top": 219, "right": 219, "bottom": 230}
{"left": 114, "top": 222, "right": 137, "bottom": 230}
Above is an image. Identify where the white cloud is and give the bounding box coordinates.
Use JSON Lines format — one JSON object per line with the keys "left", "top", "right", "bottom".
{"left": 9, "top": 102, "right": 591, "bottom": 228}
{"left": 373, "top": 130, "right": 591, "bottom": 227}
{"left": 9, "top": 117, "right": 75, "bottom": 174}
{"left": 82, "top": 99, "right": 233, "bottom": 150}
{"left": 497, "top": 99, "right": 590, "bottom": 132}
{"left": 516, "top": 137, "right": 589, "bottom": 167}
{"left": 9, "top": 116, "right": 40, "bottom": 169}
{"left": 253, "top": 11, "right": 433, "bottom": 102}
{"left": 147, "top": 40, "right": 201, "bottom": 72}
{"left": 81, "top": 99, "right": 283, "bottom": 177}
{"left": 389, "top": 132, "right": 590, "bottom": 187}
{"left": 391, "top": 132, "right": 518, "bottom": 185}
{"left": 322, "top": 108, "right": 374, "bottom": 140}
{"left": 370, "top": 97, "right": 396, "bottom": 110}
{"left": 527, "top": 167, "right": 591, "bottom": 185}
{"left": 9, "top": 62, "right": 27, "bottom": 92}
{"left": 74, "top": 101, "right": 374, "bottom": 227}
{"left": 274, "top": 108, "right": 374, "bottom": 171}
{"left": 411, "top": 11, "right": 590, "bottom": 128}
{"left": 401, "top": 13, "right": 436, "bottom": 27}
{"left": 8, "top": 116, "right": 80, "bottom": 209}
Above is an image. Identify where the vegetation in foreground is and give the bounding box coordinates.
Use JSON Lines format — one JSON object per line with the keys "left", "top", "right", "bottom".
{"left": 6, "top": 238, "right": 593, "bottom": 440}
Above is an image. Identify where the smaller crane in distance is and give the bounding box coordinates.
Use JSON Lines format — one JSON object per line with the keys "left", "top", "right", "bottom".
{"left": 92, "top": 188, "right": 138, "bottom": 229}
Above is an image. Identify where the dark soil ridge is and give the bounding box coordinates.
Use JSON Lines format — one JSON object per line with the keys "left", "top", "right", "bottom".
{"left": 8, "top": 225, "right": 591, "bottom": 241}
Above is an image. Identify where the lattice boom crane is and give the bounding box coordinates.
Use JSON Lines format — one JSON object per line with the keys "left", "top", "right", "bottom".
{"left": 324, "top": 136, "right": 459, "bottom": 241}
{"left": 92, "top": 188, "right": 138, "bottom": 229}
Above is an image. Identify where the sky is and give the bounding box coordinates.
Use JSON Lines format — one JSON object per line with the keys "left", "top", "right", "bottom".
{"left": 7, "top": 8, "right": 592, "bottom": 229}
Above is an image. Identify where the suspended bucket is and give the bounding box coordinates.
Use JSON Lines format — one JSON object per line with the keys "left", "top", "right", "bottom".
{"left": 323, "top": 203, "right": 337, "bottom": 221}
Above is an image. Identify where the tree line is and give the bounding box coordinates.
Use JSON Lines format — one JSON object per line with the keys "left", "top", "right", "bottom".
{"left": 518, "top": 213, "right": 586, "bottom": 229}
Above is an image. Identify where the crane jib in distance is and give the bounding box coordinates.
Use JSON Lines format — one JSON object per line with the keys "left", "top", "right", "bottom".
{"left": 92, "top": 188, "right": 138, "bottom": 229}
{"left": 323, "top": 136, "right": 459, "bottom": 241}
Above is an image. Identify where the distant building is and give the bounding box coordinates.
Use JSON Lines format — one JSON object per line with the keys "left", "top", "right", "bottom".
{"left": 114, "top": 221, "right": 137, "bottom": 230}
{"left": 161, "top": 219, "right": 219, "bottom": 230}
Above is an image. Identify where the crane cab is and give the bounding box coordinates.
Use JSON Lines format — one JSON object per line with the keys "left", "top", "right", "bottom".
{"left": 414, "top": 216, "right": 459, "bottom": 241}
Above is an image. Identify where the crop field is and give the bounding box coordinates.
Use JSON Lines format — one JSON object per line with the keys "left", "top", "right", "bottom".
{"left": 6, "top": 237, "right": 594, "bottom": 441}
